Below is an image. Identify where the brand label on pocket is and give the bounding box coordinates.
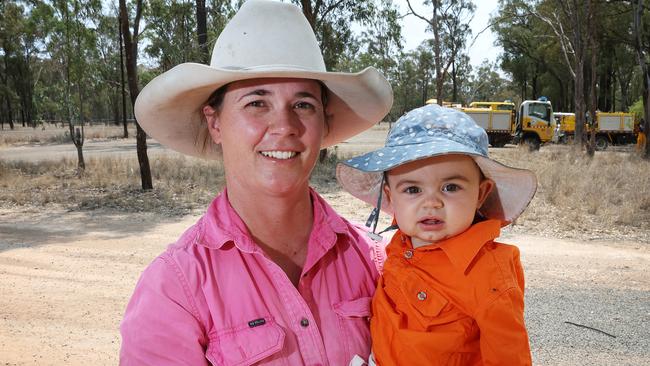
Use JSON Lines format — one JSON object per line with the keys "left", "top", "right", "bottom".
{"left": 248, "top": 318, "right": 266, "bottom": 328}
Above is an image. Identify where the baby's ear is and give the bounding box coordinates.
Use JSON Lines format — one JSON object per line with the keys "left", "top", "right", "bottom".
{"left": 477, "top": 178, "right": 495, "bottom": 209}
{"left": 382, "top": 182, "right": 393, "bottom": 207}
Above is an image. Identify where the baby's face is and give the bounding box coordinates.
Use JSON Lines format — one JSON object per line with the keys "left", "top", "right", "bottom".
{"left": 384, "top": 154, "right": 493, "bottom": 248}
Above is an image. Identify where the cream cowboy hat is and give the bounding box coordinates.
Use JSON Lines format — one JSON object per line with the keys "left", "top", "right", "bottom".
{"left": 134, "top": 0, "right": 393, "bottom": 159}
{"left": 337, "top": 104, "right": 537, "bottom": 227}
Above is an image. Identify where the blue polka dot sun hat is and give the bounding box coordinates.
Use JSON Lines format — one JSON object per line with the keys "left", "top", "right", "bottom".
{"left": 336, "top": 103, "right": 537, "bottom": 227}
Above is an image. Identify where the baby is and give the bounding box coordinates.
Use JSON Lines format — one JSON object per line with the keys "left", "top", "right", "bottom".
{"left": 338, "top": 104, "right": 536, "bottom": 365}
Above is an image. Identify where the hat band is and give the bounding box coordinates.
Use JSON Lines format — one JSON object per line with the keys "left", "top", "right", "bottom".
{"left": 217, "top": 64, "right": 326, "bottom": 72}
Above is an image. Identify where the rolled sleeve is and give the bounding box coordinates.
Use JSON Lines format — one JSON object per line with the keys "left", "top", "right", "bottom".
{"left": 120, "top": 255, "right": 209, "bottom": 366}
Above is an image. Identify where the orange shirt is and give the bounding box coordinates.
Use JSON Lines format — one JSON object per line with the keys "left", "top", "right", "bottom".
{"left": 370, "top": 220, "right": 531, "bottom": 366}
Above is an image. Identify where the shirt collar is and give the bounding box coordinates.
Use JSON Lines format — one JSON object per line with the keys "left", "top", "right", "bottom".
{"left": 393, "top": 219, "right": 501, "bottom": 272}
{"left": 197, "top": 188, "right": 349, "bottom": 255}
{"left": 435, "top": 220, "right": 501, "bottom": 272}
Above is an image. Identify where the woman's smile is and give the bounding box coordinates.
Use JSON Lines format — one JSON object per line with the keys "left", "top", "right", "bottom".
{"left": 259, "top": 150, "right": 299, "bottom": 160}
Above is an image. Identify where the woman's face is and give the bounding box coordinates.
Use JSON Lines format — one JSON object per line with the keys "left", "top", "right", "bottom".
{"left": 204, "top": 78, "right": 326, "bottom": 197}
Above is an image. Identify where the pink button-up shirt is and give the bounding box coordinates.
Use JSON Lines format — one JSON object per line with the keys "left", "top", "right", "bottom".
{"left": 120, "top": 189, "right": 383, "bottom": 365}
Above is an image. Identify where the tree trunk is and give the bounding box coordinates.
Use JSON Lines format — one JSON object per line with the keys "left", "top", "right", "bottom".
{"left": 69, "top": 123, "right": 85, "bottom": 172}
{"left": 574, "top": 59, "right": 585, "bottom": 148}
{"left": 532, "top": 69, "right": 538, "bottom": 99}
{"left": 552, "top": 74, "right": 565, "bottom": 111}
{"left": 432, "top": 1, "right": 442, "bottom": 106}
{"left": 587, "top": 50, "right": 597, "bottom": 157}
{"left": 118, "top": 13, "right": 128, "bottom": 138}
{"left": 120, "top": 0, "right": 153, "bottom": 189}
{"left": 632, "top": 0, "right": 650, "bottom": 158}
{"left": 586, "top": 0, "right": 597, "bottom": 156}
{"left": 196, "top": 0, "right": 209, "bottom": 64}
{"left": 643, "top": 74, "right": 650, "bottom": 160}
{"left": 452, "top": 60, "right": 458, "bottom": 103}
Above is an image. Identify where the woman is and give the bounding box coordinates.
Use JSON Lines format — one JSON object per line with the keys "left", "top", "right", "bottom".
{"left": 119, "top": 0, "right": 393, "bottom": 365}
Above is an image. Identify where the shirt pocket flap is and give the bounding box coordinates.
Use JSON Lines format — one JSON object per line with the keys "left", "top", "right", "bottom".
{"left": 208, "top": 318, "right": 285, "bottom": 366}
{"left": 333, "top": 296, "right": 372, "bottom": 318}
{"left": 401, "top": 272, "right": 448, "bottom": 318}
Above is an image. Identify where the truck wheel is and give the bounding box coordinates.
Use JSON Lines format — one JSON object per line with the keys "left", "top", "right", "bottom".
{"left": 595, "top": 136, "right": 608, "bottom": 151}
{"left": 491, "top": 140, "right": 506, "bottom": 148}
{"left": 523, "top": 136, "right": 541, "bottom": 151}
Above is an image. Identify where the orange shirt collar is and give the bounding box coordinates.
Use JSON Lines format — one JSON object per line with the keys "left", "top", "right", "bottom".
{"left": 396, "top": 219, "right": 502, "bottom": 272}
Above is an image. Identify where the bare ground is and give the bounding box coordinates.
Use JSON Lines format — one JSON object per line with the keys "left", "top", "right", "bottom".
{"left": 0, "top": 195, "right": 648, "bottom": 366}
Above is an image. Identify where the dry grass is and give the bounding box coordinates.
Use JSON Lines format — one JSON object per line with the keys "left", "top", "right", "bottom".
{"left": 0, "top": 153, "right": 337, "bottom": 216}
{"left": 1, "top": 144, "right": 649, "bottom": 242}
{"left": 0, "top": 155, "right": 221, "bottom": 216}
{"left": 490, "top": 145, "right": 650, "bottom": 242}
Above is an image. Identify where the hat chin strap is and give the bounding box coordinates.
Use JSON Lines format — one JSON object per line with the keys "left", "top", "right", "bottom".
{"left": 365, "top": 175, "right": 398, "bottom": 241}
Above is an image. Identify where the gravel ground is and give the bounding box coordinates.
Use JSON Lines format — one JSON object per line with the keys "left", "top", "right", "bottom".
{"left": 504, "top": 233, "right": 650, "bottom": 366}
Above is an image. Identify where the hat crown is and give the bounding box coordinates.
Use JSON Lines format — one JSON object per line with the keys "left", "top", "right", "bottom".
{"left": 386, "top": 104, "right": 489, "bottom": 156}
{"left": 210, "top": 0, "right": 326, "bottom": 72}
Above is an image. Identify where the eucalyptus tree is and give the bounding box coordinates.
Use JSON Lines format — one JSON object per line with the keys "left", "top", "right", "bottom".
{"left": 145, "top": 0, "right": 199, "bottom": 71}
{"left": 358, "top": 0, "right": 403, "bottom": 80}
{"left": 529, "top": 0, "right": 599, "bottom": 147}
{"left": 0, "top": 1, "right": 22, "bottom": 129}
{"left": 95, "top": 12, "right": 125, "bottom": 127}
{"left": 384, "top": 45, "right": 435, "bottom": 118}
{"left": 448, "top": 52, "right": 471, "bottom": 104}
{"left": 493, "top": 0, "right": 572, "bottom": 109}
{"left": 388, "top": 51, "right": 421, "bottom": 120}
{"left": 1, "top": 0, "right": 52, "bottom": 128}
{"left": 120, "top": 0, "right": 152, "bottom": 189}
{"left": 45, "top": 0, "right": 103, "bottom": 171}
{"left": 405, "top": 0, "right": 475, "bottom": 106}
{"left": 465, "top": 60, "right": 514, "bottom": 104}
{"left": 294, "top": 0, "right": 380, "bottom": 71}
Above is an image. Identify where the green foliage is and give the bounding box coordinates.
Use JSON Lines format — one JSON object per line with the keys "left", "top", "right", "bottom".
{"left": 466, "top": 60, "right": 515, "bottom": 104}
{"left": 493, "top": 0, "right": 645, "bottom": 114}
{"left": 630, "top": 97, "right": 645, "bottom": 119}
{"left": 3, "top": 0, "right": 648, "bottom": 131}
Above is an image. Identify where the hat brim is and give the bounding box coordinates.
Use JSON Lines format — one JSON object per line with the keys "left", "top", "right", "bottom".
{"left": 134, "top": 63, "right": 393, "bottom": 159}
{"left": 337, "top": 148, "right": 537, "bottom": 226}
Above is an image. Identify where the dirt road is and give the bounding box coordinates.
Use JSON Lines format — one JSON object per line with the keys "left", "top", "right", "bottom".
{"left": 0, "top": 124, "right": 391, "bottom": 163}
{"left": 1, "top": 194, "right": 648, "bottom": 366}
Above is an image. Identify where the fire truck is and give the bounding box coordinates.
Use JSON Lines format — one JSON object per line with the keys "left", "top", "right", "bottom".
{"left": 460, "top": 98, "right": 556, "bottom": 150}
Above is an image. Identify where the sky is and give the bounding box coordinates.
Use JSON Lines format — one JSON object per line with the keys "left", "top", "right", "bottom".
{"left": 396, "top": 0, "right": 503, "bottom": 69}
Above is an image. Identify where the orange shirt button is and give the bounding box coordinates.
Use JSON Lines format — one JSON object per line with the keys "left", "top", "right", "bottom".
{"left": 417, "top": 291, "right": 427, "bottom": 301}
{"left": 404, "top": 250, "right": 413, "bottom": 259}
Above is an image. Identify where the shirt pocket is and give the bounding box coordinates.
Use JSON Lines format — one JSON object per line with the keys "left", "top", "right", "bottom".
{"left": 206, "top": 317, "right": 286, "bottom": 366}
{"left": 399, "top": 272, "right": 465, "bottom": 330}
{"left": 333, "top": 297, "right": 372, "bottom": 361}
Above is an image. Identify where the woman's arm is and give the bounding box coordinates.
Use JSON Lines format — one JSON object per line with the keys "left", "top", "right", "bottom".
{"left": 120, "top": 255, "right": 209, "bottom": 366}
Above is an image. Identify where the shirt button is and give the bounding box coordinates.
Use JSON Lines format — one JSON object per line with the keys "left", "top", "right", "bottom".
{"left": 404, "top": 250, "right": 413, "bottom": 259}
{"left": 417, "top": 291, "right": 427, "bottom": 301}
{"left": 300, "top": 318, "right": 309, "bottom": 327}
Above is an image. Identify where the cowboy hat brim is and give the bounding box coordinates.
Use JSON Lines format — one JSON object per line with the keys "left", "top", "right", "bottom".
{"left": 134, "top": 63, "right": 393, "bottom": 159}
